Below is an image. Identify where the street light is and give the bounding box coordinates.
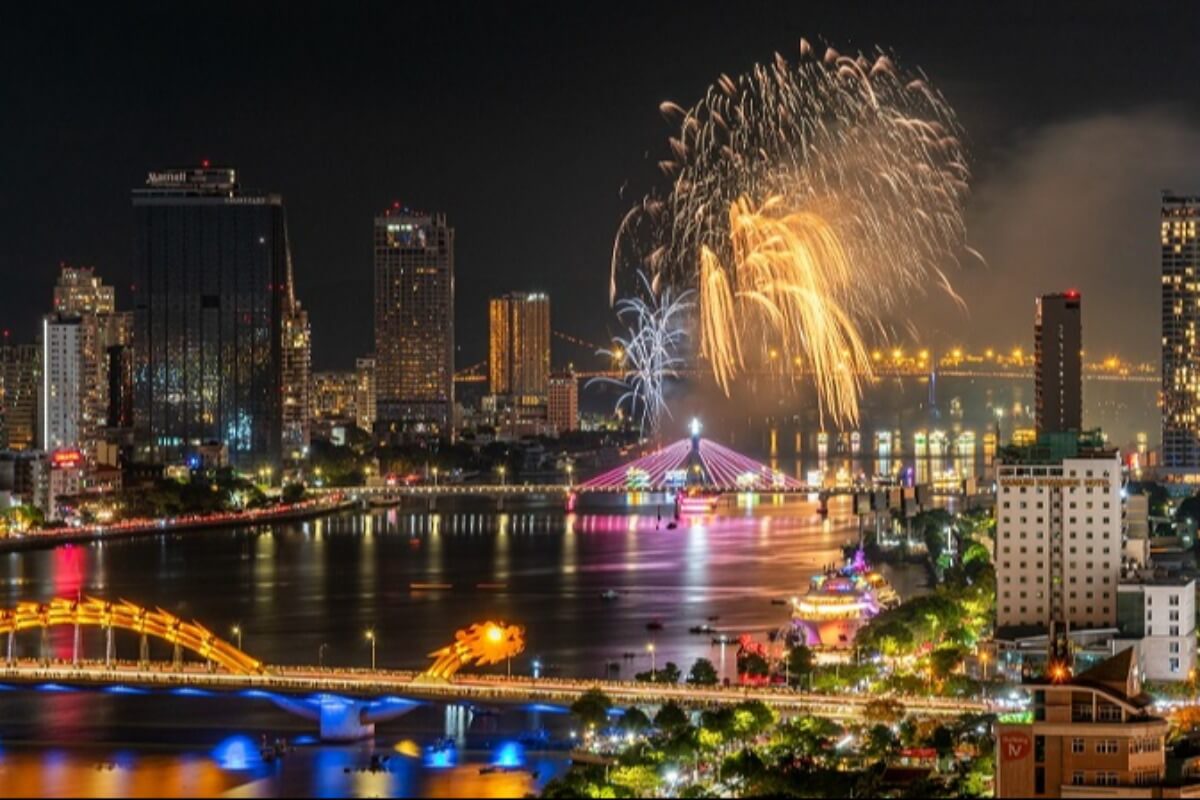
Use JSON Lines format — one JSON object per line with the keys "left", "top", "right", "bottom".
{"left": 432, "top": 466, "right": 439, "bottom": 487}
{"left": 231, "top": 624, "right": 242, "bottom": 651}
{"left": 566, "top": 463, "right": 574, "bottom": 488}
{"left": 498, "top": 465, "right": 507, "bottom": 486}
{"left": 319, "top": 642, "right": 328, "bottom": 669}
{"left": 365, "top": 629, "right": 377, "bottom": 671}
{"left": 646, "top": 642, "right": 656, "bottom": 680}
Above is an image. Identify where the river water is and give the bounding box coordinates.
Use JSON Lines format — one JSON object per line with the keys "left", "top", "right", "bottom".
{"left": 0, "top": 497, "right": 916, "bottom": 797}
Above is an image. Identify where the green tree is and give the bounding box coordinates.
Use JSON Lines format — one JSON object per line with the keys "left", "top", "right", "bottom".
{"left": 787, "top": 645, "right": 815, "bottom": 686}
{"left": 620, "top": 706, "right": 651, "bottom": 734}
{"left": 687, "top": 657, "right": 719, "bottom": 686}
{"left": 282, "top": 482, "right": 306, "bottom": 504}
{"left": 609, "top": 765, "right": 660, "bottom": 797}
{"left": 654, "top": 701, "right": 689, "bottom": 732}
{"left": 636, "top": 661, "right": 681, "bottom": 684}
{"left": 864, "top": 698, "right": 906, "bottom": 726}
{"left": 570, "top": 687, "right": 613, "bottom": 730}
{"left": 930, "top": 645, "right": 967, "bottom": 679}
{"left": 863, "top": 723, "right": 899, "bottom": 760}
{"left": 739, "top": 651, "right": 769, "bottom": 679}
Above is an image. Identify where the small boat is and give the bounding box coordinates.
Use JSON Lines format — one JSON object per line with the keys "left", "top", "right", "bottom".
{"left": 621, "top": 651, "right": 637, "bottom": 659}
{"left": 688, "top": 624, "right": 715, "bottom": 635}
{"left": 666, "top": 522, "right": 678, "bottom": 530}
{"left": 600, "top": 589, "right": 619, "bottom": 601}
{"left": 706, "top": 615, "right": 720, "bottom": 622}
{"left": 645, "top": 619, "right": 664, "bottom": 631}
{"left": 711, "top": 634, "right": 733, "bottom": 645}
{"left": 770, "top": 598, "right": 789, "bottom": 606}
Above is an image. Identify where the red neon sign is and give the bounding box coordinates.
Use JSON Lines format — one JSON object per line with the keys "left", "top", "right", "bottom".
{"left": 50, "top": 449, "right": 84, "bottom": 469}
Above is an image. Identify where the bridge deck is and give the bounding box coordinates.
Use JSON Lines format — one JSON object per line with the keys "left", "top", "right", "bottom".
{"left": 0, "top": 661, "right": 985, "bottom": 719}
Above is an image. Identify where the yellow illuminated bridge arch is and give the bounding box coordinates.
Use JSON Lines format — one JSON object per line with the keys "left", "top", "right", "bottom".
{"left": 0, "top": 597, "right": 264, "bottom": 675}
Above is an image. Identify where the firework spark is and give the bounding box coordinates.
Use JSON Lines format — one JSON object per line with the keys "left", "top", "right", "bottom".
{"left": 592, "top": 271, "right": 694, "bottom": 436}
{"left": 613, "top": 40, "right": 972, "bottom": 427}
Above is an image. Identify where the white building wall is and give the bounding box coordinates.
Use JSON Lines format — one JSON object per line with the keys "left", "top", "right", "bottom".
{"left": 42, "top": 318, "right": 82, "bottom": 451}
{"left": 997, "top": 453, "right": 1122, "bottom": 631}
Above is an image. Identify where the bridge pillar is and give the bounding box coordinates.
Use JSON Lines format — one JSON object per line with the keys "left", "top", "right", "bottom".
{"left": 173, "top": 642, "right": 182, "bottom": 671}
{"left": 39, "top": 628, "right": 49, "bottom": 666}
{"left": 139, "top": 634, "right": 148, "bottom": 668}
{"left": 268, "top": 694, "right": 417, "bottom": 743}
{"left": 5, "top": 630, "right": 12, "bottom": 666}
{"left": 105, "top": 627, "right": 114, "bottom": 668}
{"left": 72, "top": 623, "right": 81, "bottom": 667}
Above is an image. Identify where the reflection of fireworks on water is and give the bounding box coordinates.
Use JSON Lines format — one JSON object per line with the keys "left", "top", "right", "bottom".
{"left": 592, "top": 271, "right": 694, "bottom": 436}
{"left": 612, "top": 39, "right": 973, "bottom": 427}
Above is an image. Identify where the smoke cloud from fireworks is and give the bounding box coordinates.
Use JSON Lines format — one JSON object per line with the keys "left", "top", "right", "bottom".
{"left": 613, "top": 39, "right": 973, "bottom": 428}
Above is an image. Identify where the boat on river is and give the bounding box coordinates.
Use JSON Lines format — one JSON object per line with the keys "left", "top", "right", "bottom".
{"left": 789, "top": 548, "right": 897, "bottom": 649}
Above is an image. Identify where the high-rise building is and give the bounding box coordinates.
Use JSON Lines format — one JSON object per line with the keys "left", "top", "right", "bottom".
{"left": 373, "top": 207, "right": 454, "bottom": 438}
{"left": 312, "top": 371, "right": 358, "bottom": 421}
{"left": 132, "top": 165, "right": 302, "bottom": 467}
{"left": 53, "top": 265, "right": 115, "bottom": 316}
{"left": 1035, "top": 292, "right": 1082, "bottom": 436}
{"left": 41, "top": 315, "right": 83, "bottom": 451}
{"left": 0, "top": 342, "right": 40, "bottom": 451}
{"left": 489, "top": 292, "right": 550, "bottom": 399}
{"left": 1162, "top": 194, "right": 1200, "bottom": 476}
{"left": 354, "top": 356, "right": 376, "bottom": 434}
{"left": 548, "top": 368, "right": 579, "bottom": 434}
{"left": 995, "top": 432, "right": 1122, "bottom": 633}
{"left": 48, "top": 265, "right": 130, "bottom": 458}
{"left": 281, "top": 302, "right": 311, "bottom": 464}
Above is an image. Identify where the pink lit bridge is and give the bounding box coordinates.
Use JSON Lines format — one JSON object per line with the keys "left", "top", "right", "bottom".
{"left": 578, "top": 435, "right": 807, "bottom": 493}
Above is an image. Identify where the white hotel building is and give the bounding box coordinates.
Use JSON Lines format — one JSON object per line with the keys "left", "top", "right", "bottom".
{"left": 996, "top": 441, "right": 1123, "bottom": 633}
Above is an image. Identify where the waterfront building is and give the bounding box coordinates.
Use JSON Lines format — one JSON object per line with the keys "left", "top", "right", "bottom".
{"left": 0, "top": 342, "right": 40, "bottom": 451}
{"left": 41, "top": 315, "right": 82, "bottom": 452}
{"left": 1162, "top": 194, "right": 1200, "bottom": 479}
{"left": 992, "top": 649, "right": 1200, "bottom": 797}
{"left": 132, "top": 165, "right": 303, "bottom": 468}
{"left": 47, "top": 265, "right": 130, "bottom": 459}
{"left": 995, "top": 432, "right": 1122, "bottom": 632}
{"left": 312, "top": 370, "right": 358, "bottom": 427}
{"left": 373, "top": 206, "right": 454, "bottom": 439}
{"left": 548, "top": 368, "right": 579, "bottom": 434}
{"left": 354, "top": 356, "right": 376, "bottom": 434}
{"left": 489, "top": 292, "right": 550, "bottom": 398}
{"left": 1035, "top": 292, "right": 1082, "bottom": 436}
{"left": 281, "top": 301, "right": 311, "bottom": 464}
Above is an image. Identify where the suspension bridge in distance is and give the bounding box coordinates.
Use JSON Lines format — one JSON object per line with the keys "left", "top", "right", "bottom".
{"left": 0, "top": 597, "right": 984, "bottom": 740}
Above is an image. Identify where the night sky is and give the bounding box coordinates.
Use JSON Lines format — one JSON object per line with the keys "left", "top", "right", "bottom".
{"left": 3, "top": 1, "right": 1199, "bottom": 370}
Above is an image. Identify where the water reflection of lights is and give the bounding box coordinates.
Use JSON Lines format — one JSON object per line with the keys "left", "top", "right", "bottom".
{"left": 211, "top": 735, "right": 261, "bottom": 771}
{"left": 491, "top": 741, "right": 526, "bottom": 768}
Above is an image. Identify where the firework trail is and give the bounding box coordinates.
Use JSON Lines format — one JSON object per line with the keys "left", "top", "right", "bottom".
{"left": 612, "top": 40, "right": 972, "bottom": 427}
{"left": 592, "top": 271, "right": 694, "bottom": 437}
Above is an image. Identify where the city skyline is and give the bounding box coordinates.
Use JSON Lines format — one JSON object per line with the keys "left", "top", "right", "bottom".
{"left": 2, "top": 3, "right": 1200, "bottom": 372}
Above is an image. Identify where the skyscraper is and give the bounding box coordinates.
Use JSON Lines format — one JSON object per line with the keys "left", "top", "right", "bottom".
{"left": 354, "top": 356, "right": 376, "bottom": 434}
{"left": 42, "top": 315, "right": 82, "bottom": 452}
{"left": 281, "top": 301, "right": 311, "bottom": 464}
{"left": 1034, "top": 292, "right": 1082, "bottom": 436}
{"left": 489, "top": 292, "right": 550, "bottom": 399}
{"left": 47, "top": 265, "right": 130, "bottom": 458}
{"left": 995, "top": 433, "right": 1121, "bottom": 633}
{"left": 132, "top": 165, "right": 301, "bottom": 467}
{"left": 0, "top": 341, "right": 40, "bottom": 451}
{"left": 1162, "top": 194, "right": 1200, "bottom": 475}
{"left": 548, "top": 368, "right": 579, "bottom": 434}
{"left": 373, "top": 207, "right": 454, "bottom": 438}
